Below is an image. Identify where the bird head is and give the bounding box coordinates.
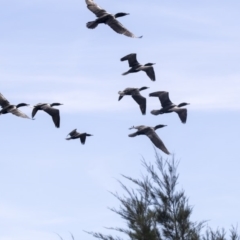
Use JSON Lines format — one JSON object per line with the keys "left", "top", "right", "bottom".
{"left": 178, "top": 102, "right": 190, "bottom": 107}
{"left": 50, "top": 103, "right": 63, "bottom": 107}
{"left": 115, "top": 12, "right": 130, "bottom": 18}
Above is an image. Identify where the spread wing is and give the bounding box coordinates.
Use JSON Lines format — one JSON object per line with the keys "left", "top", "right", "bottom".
{"left": 9, "top": 108, "right": 31, "bottom": 119}
{"left": 85, "top": 0, "right": 108, "bottom": 17}
{"left": 145, "top": 129, "right": 170, "bottom": 155}
{"left": 120, "top": 53, "right": 139, "bottom": 67}
{"left": 68, "top": 129, "right": 78, "bottom": 137}
{"left": 0, "top": 93, "right": 10, "bottom": 108}
{"left": 174, "top": 108, "right": 187, "bottom": 123}
{"left": 43, "top": 106, "right": 60, "bottom": 128}
{"left": 80, "top": 134, "right": 87, "bottom": 144}
{"left": 149, "top": 91, "right": 172, "bottom": 107}
{"left": 132, "top": 94, "right": 146, "bottom": 115}
{"left": 144, "top": 67, "right": 155, "bottom": 81}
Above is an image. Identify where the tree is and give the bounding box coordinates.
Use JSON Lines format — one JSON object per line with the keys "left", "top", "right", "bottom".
{"left": 88, "top": 152, "right": 239, "bottom": 240}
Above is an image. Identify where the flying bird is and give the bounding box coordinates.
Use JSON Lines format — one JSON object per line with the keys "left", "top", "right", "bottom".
{"left": 66, "top": 129, "right": 93, "bottom": 144}
{"left": 118, "top": 87, "right": 149, "bottom": 115}
{"left": 0, "top": 93, "right": 31, "bottom": 119}
{"left": 121, "top": 53, "right": 155, "bottom": 81}
{"left": 32, "top": 103, "right": 63, "bottom": 128}
{"left": 85, "top": 0, "right": 142, "bottom": 38}
{"left": 149, "top": 91, "right": 190, "bottom": 123}
{"left": 128, "top": 125, "right": 170, "bottom": 155}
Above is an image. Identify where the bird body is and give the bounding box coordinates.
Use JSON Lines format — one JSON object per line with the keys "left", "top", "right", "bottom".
{"left": 118, "top": 86, "right": 149, "bottom": 115}
{"left": 32, "top": 103, "right": 63, "bottom": 128}
{"left": 121, "top": 53, "right": 155, "bottom": 81}
{"left": 66, "top": 129, "right": 93, "bottom": 144}
{"left": 0, "top": 93, "right": 31, "bottom": 119}
{"left": 85, "top": 0, "right": 142, "bottom": 38}
{"left": 149, "top": 91, "right": 189, "bottom": 123}
{"left": 128, "top": 125, "right": 170, "bottom": 155}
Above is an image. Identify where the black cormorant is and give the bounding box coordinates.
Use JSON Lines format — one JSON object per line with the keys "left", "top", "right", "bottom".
{"left": 128, "top": 125, "right": 170, "bottom": 155}
{"left": 149, "top": 91, "right": 190, "bottom": 123}
{"left": 66, "top": 129, "right": 93, "bottom": 144}
{"left": 32, "top": 103, "right": 63, "bottom": 128}
{"left": 121, "top": 53, "right": 155, "bottom": 81}
{"left": 85, "top": 0, "right": 142, "bottom": 38}
{"left": 0, "top": 93, "right": 31, "bottom": 119}
{"left": 118, "top": 87, "right": 149, "bottom": 115}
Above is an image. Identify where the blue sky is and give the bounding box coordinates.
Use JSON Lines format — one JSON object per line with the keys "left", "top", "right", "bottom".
{"left": 0, "top": 0, "right": 240, "bottom": 239}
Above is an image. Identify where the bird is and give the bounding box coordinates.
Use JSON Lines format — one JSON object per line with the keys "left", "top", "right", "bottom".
{"left": 0, "top": 92, "right": 31, "bottom": 119}
{"left": 85, "top": 0, "right": 142, "bottom": 38}
{"left": 32, "top": 103, "right": 63, "bottom": 128}
{"left": 128, "top": 125, "right": 170, "bottom": 155}
{"left": 149, "top": 91, "right": 190, "bottom": 123}
{"left": 118, "top": 87, "right": 149, "bottom": 115}
{"left": 66, "top": 129, "right": 93, "bottom": 144}
{"left": 121, "top": 53, "right": 156, "bottom": 81}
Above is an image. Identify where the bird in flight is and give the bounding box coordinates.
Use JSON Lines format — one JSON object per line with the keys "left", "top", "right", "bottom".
{"left": 121, "top": 53, "right": 155, "bottom": 81}
{"left": 32, "top": 103, "right": 63, "bottom": 128}
{"left": 0, "top": 93, "right": 31, "bottom": 119}
{"left": 118, "top": 87, "right": 149, "bottom": 115}
{"left": 66, "top": 129, "right": 93, "bottom": 145}
{"left": 149, "top": 91, "right": 190, "bottom": 123}
{"left": 128, "top": 125, "right": 170, "bottom": 155}
{"left": 85, "top": 0, "right": 142, "bottom": 38}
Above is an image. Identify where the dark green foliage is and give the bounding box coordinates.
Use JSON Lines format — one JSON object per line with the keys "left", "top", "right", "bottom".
{"left": 88, "top": 152, "right": 239, "bottom": 240}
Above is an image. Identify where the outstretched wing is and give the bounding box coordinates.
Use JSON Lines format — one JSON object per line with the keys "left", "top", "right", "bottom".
{"left": 43, "top": 107, "right": 60, "bottom": 128}
{"left": 67, "top": 129, "right": 78, "bottom": 137}
{"left": 144, "top": 67, "right": 155, "bottom": 81}
{"left": 85, "top": 0, "right": 108, "bottom": 17}
{"left": 174, "top": 108, "right": 187, "bottom": 123}
{"left": 0, "top": 93, "right": 10, "bottom": 108}
{"left": 132, "top": 94, "right": 146, "bottom": 115}
{"left": 80, "top": 134, "right": 87, "bottom": 144}
{"left": 145, "top": 129, "right": 170, "bottom": 155}
{"left": 106, "top": 18, "right": 141, "bottom": 38}
{"left": 120, "top": 53, "right": 139, "bottom": 67}
{"left": 149, "top": 91, "right": 172, "bottom": 107}
{"left": 9, "top": 108, "right": 31, "bottom": 119}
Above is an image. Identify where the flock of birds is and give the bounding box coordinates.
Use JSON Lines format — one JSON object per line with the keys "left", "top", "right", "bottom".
{"left": 0, "top": 0, "right": 190, "bottom": 155}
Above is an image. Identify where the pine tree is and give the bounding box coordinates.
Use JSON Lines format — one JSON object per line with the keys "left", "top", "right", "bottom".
{"left": 87, "top": 152, "right": 239, "bottom": 240}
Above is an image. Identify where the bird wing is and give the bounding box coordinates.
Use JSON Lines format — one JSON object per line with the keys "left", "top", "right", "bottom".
{"left": 149, "top": 91, "right": 172, "bottom": 107}
{"left": 106, "top": 18, "right": 140, "bottom": 38}
{"left": 79, "top": 134, "right": 87, "bottom": 144}
{"left": 132, "top": 94, "right": 146, "bottom": 115}
{"left": 85, "top": 0, "right": 108, "bottom": 17}
{"left": 43, "top": 106, "right": 60, "bottom": 128}
{"left": 0, "top": 93, "right": 10, "bottom": 108}
{"left": 145, "top": 129, "right": 170, "bottom": 155}
{"left": 32, "top": 107, "right": 39, "bottom": 118}
{"left": 144, "top": 67, "right": 155, "bottom": 81}
{"left": 9, "top": 108, "right": 31, "bottom": 119}
{"left": 173, "top": 108, "right": 187, "bottom": 123}
{"left": 120, "top": 53, "right": 139, "bottom": 67}
{"left": 67, "top": 129, "right": 78, "bottom": 137}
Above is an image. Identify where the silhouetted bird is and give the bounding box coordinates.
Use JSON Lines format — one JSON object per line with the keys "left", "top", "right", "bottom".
{"left": 149, "top": 91, "right": 190, "bottom": 123}
{"left": 85, "top": 0, "right": 142, "bottom": 38}
{"left": 0, "top": 93, "right": 31, "bottom": 119}
{"left": 121, "top": 53, "right": 155, "bottom": 81}
{"left": 118, "top": 87, "right": 149, "bottom": 115}
{"left": 66, "top": 129, "right": 93, "bottom": 144}
{"left": 32, "top": 103, "right": 63, "bottom": 128}
{"left": 128, "top": 125, "right": 170, "bottom": 155}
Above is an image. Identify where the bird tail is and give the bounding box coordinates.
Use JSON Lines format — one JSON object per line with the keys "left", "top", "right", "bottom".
{"left": 128, "top": 132, "right": 138, "bottom": 137}
{"left": 66, "top": 137, "right": 72, "bottom": 140}
{"left": 86, "top": 21, "right": 98, "bottom": 29}
{"left": 122, "top": 71, "right": 129, "bottom": 76}
{"left": 150, "top": 110, "right": 161, "bottom": 115}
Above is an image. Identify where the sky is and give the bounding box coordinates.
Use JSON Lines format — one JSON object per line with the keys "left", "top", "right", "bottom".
{"left": 0, "top": 0, "right": 240, "bottom": 239}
